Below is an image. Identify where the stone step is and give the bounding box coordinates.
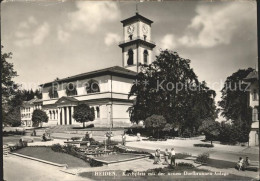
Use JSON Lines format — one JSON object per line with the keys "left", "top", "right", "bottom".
{"left": 3, "top": 145, "right": 10, "bottom": 155}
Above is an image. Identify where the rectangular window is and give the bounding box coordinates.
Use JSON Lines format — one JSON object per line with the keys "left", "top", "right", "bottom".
{"left": 253, "top": 108, "right": 258, "bottom": 122}
{"left": 253, "top": 89, "right": 258, "bottom": 101}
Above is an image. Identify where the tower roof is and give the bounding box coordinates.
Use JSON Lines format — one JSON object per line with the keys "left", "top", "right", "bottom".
{"left": 121, "top": 13, "right": 153, "bottom": 26}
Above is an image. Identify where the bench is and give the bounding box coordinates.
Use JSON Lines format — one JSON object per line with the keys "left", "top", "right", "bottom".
{"left": 245, "top": 161, "right": 259, "bottom": 172}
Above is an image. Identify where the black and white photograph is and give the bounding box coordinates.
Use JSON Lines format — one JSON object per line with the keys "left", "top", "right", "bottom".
{"left": 1, "top": 0, "right": 259, "bottom": 180}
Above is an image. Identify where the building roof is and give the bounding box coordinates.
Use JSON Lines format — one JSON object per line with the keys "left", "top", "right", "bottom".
{"left": 244, "top": 70, "right": 258, "bottom": 82}
{"left": 40, "top": 66, "right": 137, "bottom": 87}
{"left": 22, "top": 98, "right": 42, "bottom": 107}
{"left": 121, "top": 13, "right": 153, "bottom": 25}
{"left": 55, "top": 96, "right": 79, "bottom": 105}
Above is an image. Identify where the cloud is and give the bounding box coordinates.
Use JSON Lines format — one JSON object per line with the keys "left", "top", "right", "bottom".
{"left": 14, "top": 17, "right": 50, "bottom": 47}
{"left": 104, "top": 33, "right": 120, "bottom": 46}
{"left": 18, "top": 16, "right": 38, "bottom": 29}
{"left": 178, "top": 2, "right": 254, "bottom": 48}
{"left": 57, "top": 1, "right": 120, "bottom": 42}
{"left": 67, "top": 1, "right": 120, "bottom": 33}
{"left": 32, "top": 23, "right": 50, "bottom": 45}
{"left": 57, "top": 26, "right": 70, "bottom": 42}
{"left": 160, "top": 34, "right": 176, "bottom": 50}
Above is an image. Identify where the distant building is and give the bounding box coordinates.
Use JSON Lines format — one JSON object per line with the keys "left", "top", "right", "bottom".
{"left": 20, "top": 97, "right": 43, "bottom": 126}
{"left": 21, "top": 13, "right": 156, "bottom": 128}
{"left": 244, "top": 70, "right": 259, "bottom": 146}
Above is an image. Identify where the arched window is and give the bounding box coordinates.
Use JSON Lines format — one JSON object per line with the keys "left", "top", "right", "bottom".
{"left": 86, "top": 79, "right": 100, "bottom": 94}
{"left": 48, "top": 86, "right": 59, "bottom": 99}
{"left": 127, "top": 49, "right": 134, "bottom": 65}
{"left": 66, "top": 83, "right": 77, "bottom": 96}
{"left": 143, "top": 50, "right": 148, "bottom": 64}
{"left": 96, "top": 107, "right": 100, "bottom": 118}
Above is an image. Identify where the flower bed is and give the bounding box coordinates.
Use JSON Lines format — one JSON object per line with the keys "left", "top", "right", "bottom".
{"left": 51, "top": 144, "right": 103, "bottom": 167}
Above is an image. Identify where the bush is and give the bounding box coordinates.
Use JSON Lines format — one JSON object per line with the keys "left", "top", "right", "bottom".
{"left": 86, "top": 124, "right": 94, "bottom": 128}
{"left": 196, "top": 153, "right": 210, "bottom": 164}
{"left": 193, "top": 144, "right": 214, "bottom": 148}
{"left": 175, "top": 153, "right": 191, "bottom": 159}
{"left": 88, "top": 159, "right": 103, "bottom": 167}
{"left": 146, "top": 163, "right": 195, "bottom": 174}
{"left": 51, "top": 144, "right": 63, "bottom": 152}
{"left": 3, "top": 130, "right": 25, "bottom": 136}
{"left": 182, "top": 129, "right": 192, "bottom": 138}
{"left": 175, "top": 162, "right": 194, "bottom": 168}
{"left": 9, "top": 140, "right": 28, "bottom": 152}
{"left": 71, "top": 137, "right": 81, "bottom": 141}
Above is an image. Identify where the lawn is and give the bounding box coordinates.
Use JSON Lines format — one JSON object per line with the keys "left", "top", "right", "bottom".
{"left": 3, "top": 135, "right": 23, "bottom": 144}
{"left": 95, "top": 153, "right": 145, "bottom": 162}
{"left": 207, "top": 159, "right": 236, "bottom": 169}
{"left": 14, "top": 147, "right": 90, "bottom": 168}
{"left": 3, "top": 135, "right": 42, "bottom": 145}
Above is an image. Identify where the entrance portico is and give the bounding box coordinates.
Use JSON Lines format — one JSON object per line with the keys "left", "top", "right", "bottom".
{"left": 55, "top": 97, "right": 78, "bottom": 125}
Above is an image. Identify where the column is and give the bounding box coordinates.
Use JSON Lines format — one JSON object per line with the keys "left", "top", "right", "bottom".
{"left": 66, "top": 107, "right": 70, "bottom": 125}
{"left": 62, "top": 107, "right": 66, "bottom": 125}
{"left": 58, "top": 108, "right": 60, "bottom": 125}
{"left": 71, "top": 106, "right": 75, "bottom": 124}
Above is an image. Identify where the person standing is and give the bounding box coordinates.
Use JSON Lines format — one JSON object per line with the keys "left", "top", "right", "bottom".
{"left": 154, "top": 149, "right": 159, "bottom": 164}
{"left": 89, "top": 131, "right": 93, "bottom": 139}
{"left": 170, "top": 148, "right": 176, "bottom": 166}
{"left": 163, "top": 148, "right": 169, "bottom": 165}
{"left": 122, "top": 133, "right": 126, "bottom": 146}
{"left": 154, "top": 149, "right": 161, "bottom": 164}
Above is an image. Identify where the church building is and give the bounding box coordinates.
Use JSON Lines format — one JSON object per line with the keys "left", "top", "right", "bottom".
{"left": 21, "top": 13, "right": 156, "bottom": 128}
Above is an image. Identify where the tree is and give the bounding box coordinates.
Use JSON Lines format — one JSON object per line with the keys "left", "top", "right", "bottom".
{"left": 218, "top": 68, "right": 253, "bottom": 142}
{"left": 198, "top": 119, "right": 220, "bottom": 145}
{"left": 144, "top": 115, "right": 166, "bottom": 138}
{"left": 1, "top": 45, "right": 18, "bottom": 103}
{"left": 3, "top": 107, "right": 21, "bottom": 127}
{"left": 32, "top": 109, "right": 48, "bottom": 127}
{"left": 73, "top": 104, "right": 95, "bottom": 128}
{"left": 129, "top": 50, "right": 217, "bottom": 135}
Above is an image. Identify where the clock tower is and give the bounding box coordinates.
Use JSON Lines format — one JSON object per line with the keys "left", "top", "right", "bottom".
{"left": 119, "top": 13, "right": 156, "bottom": 72}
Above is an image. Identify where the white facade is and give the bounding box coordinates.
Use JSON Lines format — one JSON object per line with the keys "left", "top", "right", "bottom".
{"left": 40, "top": 72, "right": 136, "bottom": 127}
{"left": 20, "top": 98, "right": 42, "bottom": 127}
{"left": 244, "top": 71, "right": 259, "bottom": 146}
{"left": 20, "top": 13, "right": 155, "bottom": 128}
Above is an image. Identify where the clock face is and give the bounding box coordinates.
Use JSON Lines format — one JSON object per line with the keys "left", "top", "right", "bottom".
{"left": 142, "top": 24, "right": 148, "bottom": 34}
{"left": 127, "top": 25, "right": 134, "bottom": 34}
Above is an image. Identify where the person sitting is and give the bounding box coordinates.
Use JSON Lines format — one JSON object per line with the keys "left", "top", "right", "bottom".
{"left": 236, "top": 157, "right": 244, "bottom": 171}
{"left": 243, "top": 157, "right": 250, "bottom": 170}
{"left": 42, "top": 133, "right": 52, "bottom": 141}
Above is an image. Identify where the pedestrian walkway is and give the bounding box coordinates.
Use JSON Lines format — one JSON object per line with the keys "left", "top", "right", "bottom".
{"left": 27, "top": 139, "right": 66, "bottom": 146}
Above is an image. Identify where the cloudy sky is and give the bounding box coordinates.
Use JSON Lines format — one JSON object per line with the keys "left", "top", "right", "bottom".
{"left": 2, "top": 0, "right": 257, "bottom": 120}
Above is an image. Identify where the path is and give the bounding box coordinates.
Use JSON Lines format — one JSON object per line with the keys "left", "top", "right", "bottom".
{"left": 123, "top": 138, "right": 259, "bottom": 163}
{"left": 3, "top": 155, "right": 91, "bottom": 181}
